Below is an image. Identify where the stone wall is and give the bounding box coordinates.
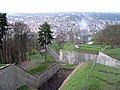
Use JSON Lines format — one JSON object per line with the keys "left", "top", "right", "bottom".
{"left": 0, "top": 62, "right": 60, "bottom": 90}
{"left": 59, "top": 50, "right": 98, "bottom": 64}
{"left": 0, "top": 65, "right": 19, "bottom": 90}
{"left": 47, "top": 46, "right": 59, "bottom": 61}
{"left": 97, "top": 52, "right": 120, "bottom": 68}
{"left": 14, "top": 65, "right": 38, "bottom": 88}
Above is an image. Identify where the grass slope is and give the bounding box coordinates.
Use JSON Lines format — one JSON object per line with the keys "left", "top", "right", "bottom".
{"left": 50, "top": 41, "right": 120, "bottom": 60}
{"left": 50, "top": 42, "right": 101, "bottom": 54}
{"left": 61, "top": 61, "right": 120, "bottom": 90}
{"left": 103, "top": 48, "right": 120, "bottom": 60}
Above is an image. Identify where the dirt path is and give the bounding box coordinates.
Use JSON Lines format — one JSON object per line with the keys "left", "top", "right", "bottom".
{"left": 38, "top": 68, "right": 73, "bottom": 90}
{"left": 17, "top": 60, "right": 41, "bottom": 70}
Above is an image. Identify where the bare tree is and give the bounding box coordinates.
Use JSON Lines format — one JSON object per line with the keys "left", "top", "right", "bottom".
{"left": 12, "top": 21, "right": 30, "bottom": 63}
{"left": 93, "top": 24, "right": 120, "bottom": 48}
{"left": 68, "top": 30, "right": 74, "bottom": 43}
{"left": 56, "top": 32, "right": 66, "bottom": 50}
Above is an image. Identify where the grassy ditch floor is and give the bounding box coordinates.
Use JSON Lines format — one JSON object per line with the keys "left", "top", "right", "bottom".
{"left": 61, "top": 63, "right": 77, "bottom": 69}
{"left": 28, "top": 53, "right": 56, "bottom": 74}
{"left": 16, "top": 85, "right": 37, "bottom": 90}
{"left": 61, "top": 61, "right": 120, "bottom": 90}
{"left": 17, "top": 85, "right": 29, "bottom": 90}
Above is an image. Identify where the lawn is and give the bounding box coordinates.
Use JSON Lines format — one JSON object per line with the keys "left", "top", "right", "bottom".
{"left": 50, "top": 41, "right": 101, "bottom": 54}
{"left": 50, "top": 41, "right": 120, "bottom": 60}
{"left": 61, "top": 61, "right": 120, "bottom": 90}
{"left": 76, "top": 44, "right": 101, "bottom": 54}
{"left": 28, "top": 53, "right": 56, "bottom": 74}
{"left": 103, "top": 47, "right": 120, "bottom": 60}
{"left": 50, "top": 41, "right": 59, "bottom": 52}
{"left": 0, "top": 64, "right": 5, "bottom": 67}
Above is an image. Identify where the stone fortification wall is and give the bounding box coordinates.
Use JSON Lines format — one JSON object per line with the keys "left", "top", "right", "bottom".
{"left": 0, "top": 62, "right": 60, "bottom": 90}
{"left": 47, "top": 46, "right": 59, "bottom": 61}
{"left": 97, "top": 52, "right": 120, "bottom": 68}
{"left": 59, "top": 50, "right": 97, "bottom": 64}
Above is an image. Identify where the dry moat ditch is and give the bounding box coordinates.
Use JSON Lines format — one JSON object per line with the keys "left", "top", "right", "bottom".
{"left": 38, "top": 68, "right": 73, "bottom": 90}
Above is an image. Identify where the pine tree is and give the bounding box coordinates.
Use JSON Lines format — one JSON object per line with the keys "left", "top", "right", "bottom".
{"left": 38, "top": 22, "right": 53, "bottom": 61}
{"left": 0, "top": 13, "right": 8, "bottom": 63}
{"left": 0, "top": 13, "right": 8, "bottom": 48}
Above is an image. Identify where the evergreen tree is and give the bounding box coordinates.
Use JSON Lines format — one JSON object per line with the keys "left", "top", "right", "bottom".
{"left": 38, "top": 22, "right": 53, "bottom": 61}
{"left": 0, "top": 13, "right": 8, "bottom": 48}
{"left": 0, "top": 13, "right": 8, "bottom": 63}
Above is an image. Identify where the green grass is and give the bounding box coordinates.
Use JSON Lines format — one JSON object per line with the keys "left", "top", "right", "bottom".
{"left": 50, "top": 41, "right": 120, "bottom": 60}
{"left": 103, "top": 48, "right": 120, "bottom": 60}
{"left": 77, "top": 44, "right": 101, "bottom": 54}
{"left": 28, "top": 53, "right": 56, "bottom": 74}
{"left": 61, "top": 63, "right": 77, "bottom": 69}
{"left": 0, "top": 64, "right": 5, "bottom": 67}
{"left": 63, "top": 42, "right": 76, "bottom": 50}
{"left": 50, "top": 41, "right": 101, "bottom": 54}
{"left": 61, "top": 61, "right": 93, "bottom": 90}
{"left": 61, "top": 61, "right": 120, "bottom": 90}
{"left": 17, "top": 85, "right": 29, "bottom": 90}
{"left": 87, "top": 62, "right": 120, "bottom": 90}
{"left": 50, "top": 41, "right": 59, "bottom": 52}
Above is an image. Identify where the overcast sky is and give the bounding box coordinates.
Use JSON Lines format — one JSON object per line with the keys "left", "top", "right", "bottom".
{"left": 1, "top": 0, "right": 120, "bottom": 13}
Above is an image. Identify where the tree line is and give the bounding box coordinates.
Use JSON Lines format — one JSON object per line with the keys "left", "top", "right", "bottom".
{"left": 0, "top": 13, "right": 53, "bottom": 64}
{"left": 0, "top": 13, "right": 36, "bottom": 64}
{"left": 93, "top": 24, "right": 120, "bottom": 48}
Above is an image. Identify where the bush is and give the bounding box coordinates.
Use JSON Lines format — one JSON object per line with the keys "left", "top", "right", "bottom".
{"left": 29, "top": 49, "right": 37, "bottom": 55}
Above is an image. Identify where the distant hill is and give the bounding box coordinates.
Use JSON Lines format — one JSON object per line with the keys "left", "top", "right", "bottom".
{"left": 91, "top": 12, "right": 120, "bottom": 21}
{"left": 7, "top": 12, "right": 120, "bottom": 37}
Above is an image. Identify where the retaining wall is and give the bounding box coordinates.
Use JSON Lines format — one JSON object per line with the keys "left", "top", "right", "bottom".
{"left": 59, "top": 50, "right": 98, "bottom": 64}
{"left": 47, "top": 46, "right": 59, "bottom": 61}
{"left": 97, "top": 52, "right": 120, "bottom": 68}
{"left": 0, "top": 62, "right": 60, "bottom": 90}
{"left": 0, "top": 65, "right": 18, "bottom": 90}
